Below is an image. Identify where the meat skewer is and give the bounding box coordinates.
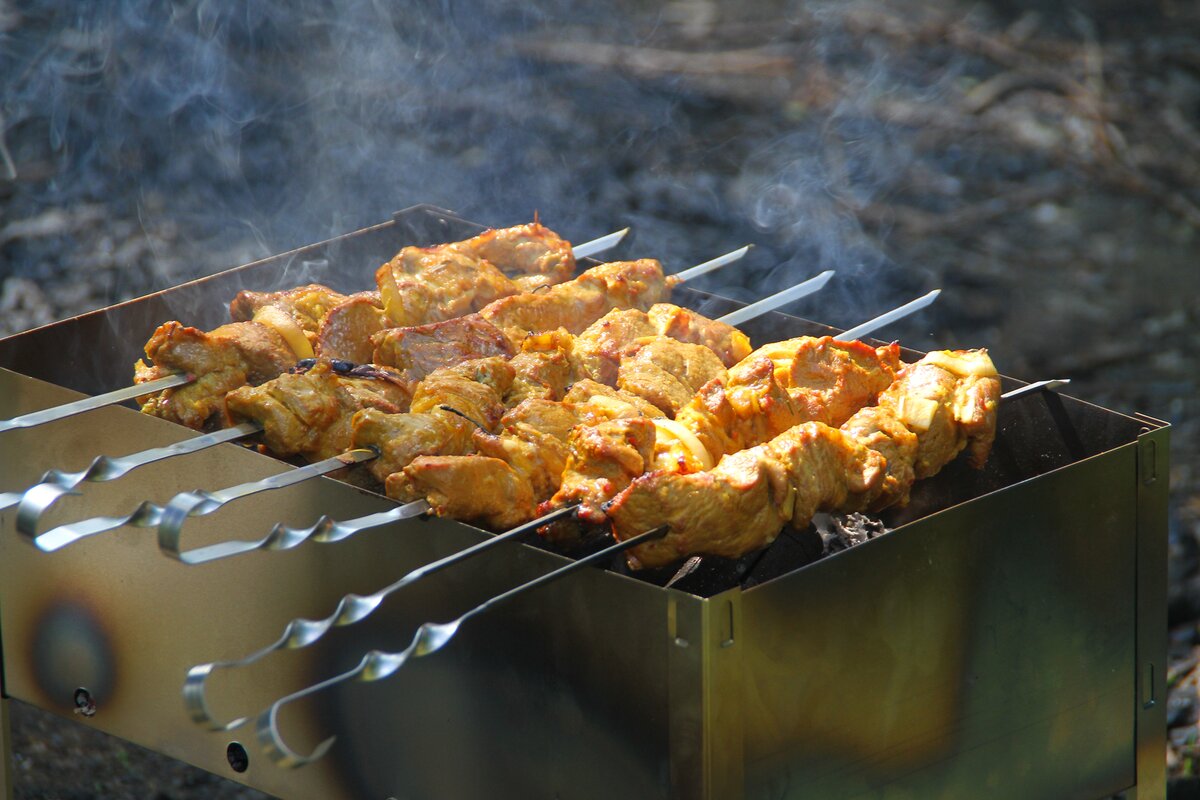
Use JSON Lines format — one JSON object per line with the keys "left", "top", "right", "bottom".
{"left": 182, "top": 373, "right": 1063, "bottom": 738}
{"left": 605, "top": 348, "right": 1002, "bottom": 568}
{"left": 0, "top": 225, "right": 628, "bottom": 435}
{"left": 11, "top": 248, "right": 758, "bottom": 552}
{"left": 171, "top": 292, "right": 936, "bottom": 737}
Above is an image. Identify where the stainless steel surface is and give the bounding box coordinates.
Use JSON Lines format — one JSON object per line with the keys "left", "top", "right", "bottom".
{"left": 0, "top": 371, "right": 192, "bottom": 433}
{"left": 0, "top": 695, "right": 12, "bottom": 800}
{"left": 716, "top": 270, "right": 834, "bottom": 327}
{"left": 838, "top": 288, "right": 941, "bottom": 340}
{"left": 0, "top": 205, "right": 1169, "bottom": 798}
{"left": 255, "top": 524, "right": 668, "bottom": 768}
{"left": 671, "top": 244, "right": 751, "bottom": 282}
{"left": 570, "top": 227, "right": 629, "bottom": 259}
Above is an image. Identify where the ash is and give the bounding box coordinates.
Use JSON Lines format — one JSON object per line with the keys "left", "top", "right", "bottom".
{"left": 815, "top": 512, "right": 891, "bottom": 554}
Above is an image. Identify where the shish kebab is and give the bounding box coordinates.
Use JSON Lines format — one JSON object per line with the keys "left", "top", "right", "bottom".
{"left": 14, "top": 250, "right": 786, "bottom": 550}
{"left": 0, "top": 223, "right": 627, "bottom": 435}
{"left": 177, "top": 290, "right": 950, "bottom": 743}
{"left": 247, "top": 344, "right": 1014, "bottom": 771}
{"left": 176, "top": 289, "right": 936, "bottom": 735}
{"left": 154, "top": 289, "right": 931, "bottom": 575}
{"left": 136, "top": 223, "right": 685, "bottom": 430}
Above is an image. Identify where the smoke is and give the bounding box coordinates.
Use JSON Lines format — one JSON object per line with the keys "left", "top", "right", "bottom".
{"left": 2, "top": 0, "right": 973, "bottom": 338}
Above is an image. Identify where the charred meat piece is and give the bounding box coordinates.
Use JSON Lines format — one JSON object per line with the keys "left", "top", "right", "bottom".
{"left": 673, "top": 337, "right": 901, "bottom": 470}
{"left": 134, "top": 321, "right": 295, "bottom": 430}
{"left": 607, "top": 349, "right": 999, "bottom": 569}
{"left": 646, "top": 303, "right": 751, "bottom": 368}
{"left": 546, "top": 417, "right": 658, "bottom": 525}
{"left": 388, "top": 455, "right": 536, "bottom": 530}
{"left": 457, "top": 221, "right": 575, "bottom": 286}
{"left": 608, "top": 422, "right": 889, "bottom": 569}
{"left": 225, "top": 359, "right": 409, "bottom": 461}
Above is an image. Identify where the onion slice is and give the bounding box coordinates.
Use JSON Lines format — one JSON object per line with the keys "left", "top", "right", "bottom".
{"left": 254, "top": 305, "right": 315, "bottom": 359}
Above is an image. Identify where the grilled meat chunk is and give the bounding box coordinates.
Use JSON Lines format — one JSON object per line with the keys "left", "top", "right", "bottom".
{"left": 607, "top": 349, "right": 999, "bottom": 569}
{"left": 225, "top": 359, "right": 409, "bottom": 461}
{"left": 480, "top": 259, "right": 677, "bottom": 342}
{"left": 616, "top": 339, "right": 726, "bottom": 417}
{"left": 377, "top": 248, "right": 521, "bottom": 328}
{"left": 389, "top": 455, "right": 536, "bottom": 530}
{"left": 315, "top": 292, "right": 387, "bottom": 363}
{"left": 371, "top": 315, "right": 517, "bottom": 385}
{"left": 134, "top": 320, "right": 295, "bottom": 429}
{"left": 646, "top": 303, "right": 751, "bottom": 368}
{"left": 230, "top": 284, "right": 349, "bottom": 332}
{"left": 460, "top": 221, "right": 575, "bottom": 286}
{"left": 608, "top": 422, "right": 888, "bottom": 568}
{"left": 547, "top": 417, "right": 658, "bottom": 524}
{"left": 352, "top": 357, "right": 514, "bottom": 484}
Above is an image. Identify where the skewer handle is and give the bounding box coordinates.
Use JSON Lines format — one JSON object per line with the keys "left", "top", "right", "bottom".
{"left": 181, "top": 504, "right": 578, "bottom": 731}
{"left": 156, "top": 448, "right": 379, "bottom": 562}
{"left": 249, "top": 525, "right": 667, "bottom": 768}
{"left": 0, "top": 372, "right": 193, "bottom": 434}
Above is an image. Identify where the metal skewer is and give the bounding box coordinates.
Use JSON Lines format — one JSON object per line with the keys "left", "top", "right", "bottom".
{"left": 570, "top": 227, "right": 628, "bottom": 259}
{"left": 717, "top": 270, "right": 834, "bottom": 326}
{"left": 839, "top": 289, "right": 941, "bottom": 341}
{"left": 0, "top": 228, "right": 630, "bottom": 436}
{"left": 0, "top": 422, "right": 262, "bottom": 515}
{"left": 672, "top": 245, "right": 752, "bottom": 282}
{"left": 182, "top": 504, "right": 578, "bottom": 731}
{"left": 250, "top": 524, "right": 668, "bottom": 767}
{"left": 16, "top": 449, "right": 378, "bottom": 553}
{"left": 1000, "top": 378, "right": 1070, "bottom": 400}
{"left": 0, "top": 372, "right": 193, "bottom": 434}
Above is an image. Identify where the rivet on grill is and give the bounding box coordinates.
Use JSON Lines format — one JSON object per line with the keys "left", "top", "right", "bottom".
{"left": 674, "top": 637, "right": 690, "bottom": 648}
{"left": 73, "top": 687, "right": 96, "bottom": 717}
{"left": 226, "top": 741, "right": 250, "bottom": 773}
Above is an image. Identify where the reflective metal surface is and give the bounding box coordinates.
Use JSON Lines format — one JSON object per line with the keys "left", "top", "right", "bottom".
{"left": 0, "top": 205, "right": 1168, "bottom": 799}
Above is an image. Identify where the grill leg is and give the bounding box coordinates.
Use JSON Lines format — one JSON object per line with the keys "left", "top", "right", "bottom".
{"left": 0, "top": 694, "right": 12, "bottom": 800}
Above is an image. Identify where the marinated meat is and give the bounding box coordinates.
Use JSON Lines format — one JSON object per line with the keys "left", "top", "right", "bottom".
{"left": 316, "top": 293, "right": 387, "bottom": 363}
{"left": 134, "top": 320, "right": 295, "bottom": 429}
{"left": 225, "top": 359, "right": 409, "bottom": 461}
{"left": 607, "top": 349, "right": 1000, "bottom": 569}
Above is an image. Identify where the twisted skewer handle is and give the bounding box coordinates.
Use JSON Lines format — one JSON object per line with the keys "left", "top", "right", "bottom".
{"left": 3, "top": 423, "right": 260, "bottom": 517}
{"left": 182, "top": 504, "right": 577, "bottom": 731}
{"left": 0, "top": 372, "right": 193, "bottom": 434}
{"left": 250, "top": 524, "right": 667, "bottom": 768}
{"left": 156, "top": 448, "right": 379, "bottom": 562}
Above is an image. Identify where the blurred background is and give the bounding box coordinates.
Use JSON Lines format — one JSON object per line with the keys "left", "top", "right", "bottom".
{"left": 1, "top": 0, "right": 1198, "bottom": 796}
